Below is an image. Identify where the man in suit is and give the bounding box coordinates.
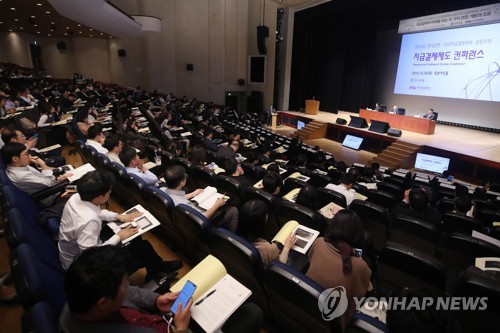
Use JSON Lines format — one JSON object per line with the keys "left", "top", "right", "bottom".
{"left": 202, "top": 127, "right": 220, "bottom": 152}
{"left": 423, "top": 108, "right": 438, "bottom": 120}
{"left": 390, "top": 187, "right": 442, "bottom": 226}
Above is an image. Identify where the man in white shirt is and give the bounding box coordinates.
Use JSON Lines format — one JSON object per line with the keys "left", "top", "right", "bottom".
{"left": 103, "top": 135, "right": 124, "bottom": 166}
{"left": 2, "top": 142, "right": 72, "bottom": 207}
{"left": 85, "top": 124, "right": 108, "bottom": 154}
{"left": 163, "top": 165, "right": 238, "bottom": 231}
{"left": 325, "top": 173, "right": 357, "bottom": 206}
{"left": 58, "top": 170, "right": 182, "bottom": 282}
{"left": 119, "top": 146, "right": 158, "bottom": 186}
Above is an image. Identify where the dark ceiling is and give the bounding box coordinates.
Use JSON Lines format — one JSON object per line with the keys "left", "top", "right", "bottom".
{"left": 0, "top": 0, "right": 114, "bottom": 39}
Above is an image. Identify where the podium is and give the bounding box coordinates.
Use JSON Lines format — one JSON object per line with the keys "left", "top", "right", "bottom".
{"left": 305, "top": 100, "right": 319, "bottom": 115}
{"left": 271, "top": 113, "right": 278, "bottom": 130}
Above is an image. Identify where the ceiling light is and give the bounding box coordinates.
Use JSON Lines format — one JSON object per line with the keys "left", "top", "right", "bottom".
{"left": 89, "top": 28, "right": 93, "bottom": 31}
{"left": 37, "top": 31, "right": 40, "bottom": 34}
{"left": 79, "top": 31, "right": 82, "bottom": 34}
{"left": 8, "top": 29, "right": 13, "bottom": 32}
{"left": 14, "top": 18, "right": 19, "bottom": 21}
{"left": 34, "top": 24, "right": 38, "bottom": 27}
{"left": 31, "top": 15, "right": 35, "bottom": 18}
{"left": 0, "top": 22, "right": 3, "bottom": 25}
{"left": 48, "top": 34, "right": 51, "bottom": 37}
{"left": 100, "top": 32, "right": 103, "bottom": 35}
{"left": 64, "top": 33, "right": 68, "bottom": 36}
{"left": 37, "top": 3, "right": 42, "bottom": 6}
{"left": 51, "top": 22, "right": 54, "bottom": 24}
{"left": 77, "top": 24, "right": 81, "bottom": 27}
{"left": 46, "top": 11, "right": 51, "bottom": 14}
{"left": 66, "top": 26, "right": 69, "bottom": 29}
{"left": 10, "top": 8, "right": 15, "bottom": 10}
{"left": 90, "top": 35, "right": 93, "bottom": 37}
{"left": 20, "top": 27, "right": 23, "bottom": 30}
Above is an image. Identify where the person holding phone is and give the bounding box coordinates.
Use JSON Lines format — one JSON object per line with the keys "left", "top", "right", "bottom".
{"left": 61, "top": 245, "right": 263, "bottom": 333}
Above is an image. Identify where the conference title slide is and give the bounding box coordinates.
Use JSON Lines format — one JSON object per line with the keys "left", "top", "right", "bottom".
{"left": 394, "top": 22, "right": 500, "bottom": 102}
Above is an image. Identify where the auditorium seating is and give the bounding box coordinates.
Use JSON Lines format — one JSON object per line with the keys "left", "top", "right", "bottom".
{"left": 189, "top": 165, "right": 216, "bottom": 189}
{"left": 21, "top": 301, "right": 59, "bottom": 333}
{"left": 376, "top": 242, "right": 446, "bottom": 296}
{"left": 209, "top": 228, "right": 269, "bottom": 315}
{"left": 316, "top": 187, "right": 348, "bottom": 208}
{"left": 265, "top": 261, "right": 341, "bottom": 333}
{"left": 390, "top": 214, "right": 440, "bottom": 257}
{"left": 350, "top": 200, "right": 389, "bottom": 253}
{"left": 172, "top": 203, "right": 212, "bottom": 265}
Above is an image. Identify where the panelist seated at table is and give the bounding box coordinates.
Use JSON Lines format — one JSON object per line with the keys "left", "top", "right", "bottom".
{"left": 374, "top": 103, "right": 387, "bottom": 112}
{"left": 391, "top": 106, "right": 405, "bottom": 115}
{"left": 422, "top": 108, "right": 438, "bottom": 120}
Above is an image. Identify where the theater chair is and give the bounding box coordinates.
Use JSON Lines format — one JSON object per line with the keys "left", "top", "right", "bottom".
{"left": 215, "top": 174, "right": 247, "bottom": 208}
{"left": 344, "top": 312, "right": 389, "bottom": 333}
{"left": 189, "top": 165, "right": 216, "bottom": 190}
{"left": 10, "top": 243, "right": 66, "bottom": 313}
{"left": 440, "top": 212, "right": 482, "bottom": 236}
{"left": 141, "top": 187, "right": 184, "bottom": 251}
{"left": 172, "top": 204, "right": 212, "bottom": 265}
{"left": 274, "top": 200, "right": 328, "bottom": 234}
{"left": 440, "top": 232, "right": 500, "bottom": 292}
{"left": 390, "top": 214, "right": 440, "bottom": 257}
{"left": 452, "top": 268, "right": 500, "bottom": 333}
{"left": 435, "top": 197, "right": 455, "bottom": 214}
{"left": 350, "top": 200, "right": 390, "bottom": 253}
{"left": 265, "top": 261, "right": 341, "bottom": 333}
{"left": 280, "top": 177, "right": 308, "bottom": 197}
{"left": 5, "top": 208, "right": 64, "bottom": 273}
{"left": 209, "top": 228, "right": 269, "bottom": 316}
{"left": 376, "top": 242, "right": 446, "bottom": 297}
{"left": 22, "top": 301, "right": 59, "bottom": 333}
{"left": 244, "top": 187, "right": 280, "bottom": 241}
{"left": 376, "top": 182, "right": 404, "bottom": 202}
{"left": 366, "top": 190, "right": 397, "bottom": 210}
{"left": 317, "top": 187, "right": 348, "bottom": 208}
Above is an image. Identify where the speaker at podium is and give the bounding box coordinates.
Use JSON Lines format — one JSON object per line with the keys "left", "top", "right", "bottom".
{"left": 305, "top": 99, "right": 319, "bottom": 115}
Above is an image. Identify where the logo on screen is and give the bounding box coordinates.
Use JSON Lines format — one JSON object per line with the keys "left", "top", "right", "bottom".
{"left": 318, "top": 286, "right": 348, "bottom": 321}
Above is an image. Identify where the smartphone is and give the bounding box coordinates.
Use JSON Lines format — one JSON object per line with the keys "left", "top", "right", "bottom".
{"left": 65, "top": 185, "right": 77, "bottom": 192}
{"left": 30, "top": 133, "right": 39, "bottom": 140}
{"left": 353, "top": 248, "right": 363, "bottom": 257}
{"left": 171, "top": 280, "right": 197, "bottom": 315}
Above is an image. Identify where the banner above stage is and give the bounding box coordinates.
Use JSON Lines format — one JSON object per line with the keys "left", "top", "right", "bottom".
{"left": 398, "top": 4, "right": 500, "bottom": 34}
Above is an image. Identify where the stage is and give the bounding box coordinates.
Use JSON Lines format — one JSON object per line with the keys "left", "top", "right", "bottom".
{"left": 275, "top": 110, "right": 500, "bottom": 183}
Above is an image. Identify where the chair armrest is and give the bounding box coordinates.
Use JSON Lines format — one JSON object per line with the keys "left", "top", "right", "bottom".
{"left": 30, "top": 180, "right": 69, "bottom": 202}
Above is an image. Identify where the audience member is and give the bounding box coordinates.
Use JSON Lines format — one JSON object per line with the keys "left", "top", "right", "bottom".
{"left": 103, "top": 135, "right": 124, "bottom": 166}
{"left": 238, "top": 200, "right": 296, "bottom": 268}
{"left": 163, "top": 165, "right": 238, "bottom": 231}
{"left": 216, "top": 140, "right": 239, "bottom": 160}
{"left": 61, "top": 245, "right": 263, "bottom": 333}
{"left": 262, "top": 172, "right": 283, "bottom": 197}
{"left": 2, "top": 142, "right": 72, "bottom": 207}
{"left": 58, "top": 170, "right": 181, "bottom": 281}
{"left": 390, "top": 187, "right": 442, "bottom": 226}
{"left": 325, "top": 173, "right": 357, "bottom": 206}
{"left": 202, "top": 127, "right": 219, "bottom": 152}
{"left": 190, "top": 145, "right": 207, "bottom": 166}
{"left": 85, "top": 124, "right": 108, "bottom": 154}
{"left": 307, "top": 209, "right": 372, "bottom": 331}
{"left": 119, "top": 146, "right": 158, "bottom": 186}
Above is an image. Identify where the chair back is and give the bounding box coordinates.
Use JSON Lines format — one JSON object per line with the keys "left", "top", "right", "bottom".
{"left": 10, "top": 243, "right": 66, "bottom": 312}
{"left": 21, "top": 301, "right": 59, "bottom": 333}
{"left": 274, "top": 200, "right": 328, "bottom": 234}
{"left": 350, "top": 200, "right": 389, "bottom": 253}
{"left": 265, "top": 261, "right": 341, "bottom": 333}
{"left": 209, "top": 228, "right": 268, "bottom": 314}
{"left": 366, "top": 189, "right": 397, "bottom": 210}
{"left": 317, "top": 187, "right": 348, "bottom": 208}
{"left": 390, "top": 214, "right": 440, "bottom": 257}
{"left": 377, "top": 242, "right": 446, "bottom": 296}
{"left": 172, "top": 204, "right": 212, "bottom": 265}
{"left": 189, "top": 165, "right": 216, "bottom": 189}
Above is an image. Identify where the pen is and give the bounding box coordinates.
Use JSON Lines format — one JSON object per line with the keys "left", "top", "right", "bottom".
{"left": 194, "top": 289, "right": 216, "bottom": 306}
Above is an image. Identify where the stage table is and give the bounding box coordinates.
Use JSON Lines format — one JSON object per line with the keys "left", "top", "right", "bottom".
{"left": 359, "top": 109, "right": 436, "bottom": 135}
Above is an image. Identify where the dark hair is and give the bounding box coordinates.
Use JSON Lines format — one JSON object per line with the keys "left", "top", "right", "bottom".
{"left": 224, "top": 157, "right": 238, "bottom": 175}
{"left": 1, "top": 142, "right": 26, "bottom": 164}
{"left": 371, "top": 162, "right": 380, "bottom": 170}
{"left": 266, "top": 163, "right": 280, "bottom": 173}
{"left": 87, "top": 123, "right": 103, "bottom": 140}
{"left": 296, "top": 154, "right": 307, "bottom": 166}
{"left": 246, "top": 152, "right": 259, "bottom": 164}
{"left": 78, "top": 170, "right": 115, "bottom": 201}
{"left": 118, "top": 146, "right": 137, "bottom": 167}
{"left": 262, "top": 172, "right": 283, "bottom": 195}
{"left": 295, "top": 185, "right": 321, "bottom": 211}
{"left": 103, "top": 135, "right": 122, "bottom": 151}
{"left": 190, "top": 145, "right": 206, "bottom": 166}
{"left": 409, "top": 188, "right": 430, "bottom": 211}
{"left": 324, "top": 209, "right": 364, "bottom": 274}
{"left": 65, "top": 245, "right": 128, "bottom": 314}
{"left": 1, "top": 127, "right": 18, "bottom": 144}
{"left": 165, "top": 165, "right": 186, "bottom": 189}
{"left": 454, "top": 184, "right": 469, "bottom": 198}
{"left": 238, "top": 200, "right": 268, "bottom": 241}
{"left": 205, "top": 127, "right": 214, "bottom": 136}
{"left": 347, "top": 167, "right": 360, "bottom": 181}
{"left": 341, "top": 173, "right": 356, "bottom": 185}
{"left": 454, "top": 196, "right": 472, "bottom": 214}
{"left": 76, "top": 110, "right": 89, "bottom": 122}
